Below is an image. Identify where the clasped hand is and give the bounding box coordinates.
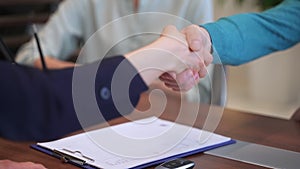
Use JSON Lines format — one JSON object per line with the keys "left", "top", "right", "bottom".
{"left": 159, "top": 25, "right": 213, "bottom": 91}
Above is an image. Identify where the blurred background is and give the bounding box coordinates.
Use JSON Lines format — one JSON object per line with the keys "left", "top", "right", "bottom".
{"left": 215, "top": 0, "right": 300, "bottom": 119}
{"left": 0, "top": 0, "right": 61, "bottom": 56}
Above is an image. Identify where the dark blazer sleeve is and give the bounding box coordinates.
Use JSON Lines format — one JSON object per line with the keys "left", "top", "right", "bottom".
{"left": 0, "top": 56, "right": 148, "bottom": 141}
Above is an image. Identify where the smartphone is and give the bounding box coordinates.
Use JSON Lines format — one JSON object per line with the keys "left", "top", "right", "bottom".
{"left": 155, "top": 158, "right": 195, "bottom": 169}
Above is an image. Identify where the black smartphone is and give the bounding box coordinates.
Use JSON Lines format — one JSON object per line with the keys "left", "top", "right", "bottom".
{"left": 155, "top": 158, "right": 195, "bottom": 169}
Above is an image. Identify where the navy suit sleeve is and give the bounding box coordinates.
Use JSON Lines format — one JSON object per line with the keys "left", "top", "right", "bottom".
{"left": 0, "top": 56, "right": 148, "bottom": 141}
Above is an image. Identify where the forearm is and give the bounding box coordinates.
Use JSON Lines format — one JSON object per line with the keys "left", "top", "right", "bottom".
{"left": 0, "top": 25, "right": 201, "bottom": 141}
{"left": 203, "top": 0, "right": 300, "bottom": 65}
{"left": 0, "top": 63, "right": 84, "bottom": 141}
{"left": 93, "top": 56, "right": 149, "bottom": 122}
{"left": 0, "top": 57, "right": 147, "bottom": 141}
{"left": 125, "top": 39, "right": 186, "bottom": 86}
{"left": 33, "top": 57, "right": 76, "bottom": 70}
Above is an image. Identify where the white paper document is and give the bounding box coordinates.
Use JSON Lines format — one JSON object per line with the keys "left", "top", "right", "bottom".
{"left": 37, "top": 117, "right": 232, "bottom": 169}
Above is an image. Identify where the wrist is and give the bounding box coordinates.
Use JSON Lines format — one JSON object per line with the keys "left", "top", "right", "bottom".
{"left": 124, "top": 37, "right": 187, "bottom": 86}
{"left": 148, "top": 37, "right": 186, "bottom": 71}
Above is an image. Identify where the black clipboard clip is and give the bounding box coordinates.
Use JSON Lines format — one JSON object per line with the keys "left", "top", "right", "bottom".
{"left": 53, "top": 148, "right": 94, "bottom": 166}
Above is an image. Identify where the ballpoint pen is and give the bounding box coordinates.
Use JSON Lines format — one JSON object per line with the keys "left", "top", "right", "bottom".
{"left": 0, "top": 37, "right": 17, "bottom": 64}
{"left": 33, "top": 24, "right": 48, "bottom": 72}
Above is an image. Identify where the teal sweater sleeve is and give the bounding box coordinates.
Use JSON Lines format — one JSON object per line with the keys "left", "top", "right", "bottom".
{"left": 202, "top": 0, "right": 300, "bottom": 65}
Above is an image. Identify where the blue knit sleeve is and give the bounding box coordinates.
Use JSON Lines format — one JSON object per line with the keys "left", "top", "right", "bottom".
{"left": 202, "top": 0, "right": 300, "bottom": 65}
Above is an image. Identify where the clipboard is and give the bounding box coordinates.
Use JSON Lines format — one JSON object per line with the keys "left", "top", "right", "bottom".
{"left": 31, "top": 117, "right": 235, "bottom": 169}
{"left": 31, "top": 144, "right": 98, "bottom": 169}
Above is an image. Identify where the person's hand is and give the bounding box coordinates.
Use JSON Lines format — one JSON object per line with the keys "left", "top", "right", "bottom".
{"left": 159, "top": 69, "right": 200, "bottom": 91}
{"left": 0, "top": 160, "right": 46, "bottom": 169}
{"left": 181, "top": 24, "right": 212, "bottom": 69}
{"left": 159, "top": 25, "right": 212, "bottom": 91}
{"left": 125, "top": 25, "right": 205, "bottom": 86}
{"left": 147, "top": 25, "right": 208, "bottom": 73}
{"left": 34, "top": 57, "right": 76, "bottom": 70}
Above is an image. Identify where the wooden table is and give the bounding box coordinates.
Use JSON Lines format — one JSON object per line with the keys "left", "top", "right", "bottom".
{"left": 0, "top": 92, "right": 299, "bottom": 168}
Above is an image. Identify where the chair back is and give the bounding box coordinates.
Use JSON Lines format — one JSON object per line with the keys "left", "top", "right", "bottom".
{"left": 0, "top": 0, "right": 61, "bottom": 59}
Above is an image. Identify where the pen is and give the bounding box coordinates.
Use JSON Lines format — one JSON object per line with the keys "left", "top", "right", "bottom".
{"left": 32, "top": 25, "right": 48, "bottom": 72}
{"left": 0, "top": 37, "right": 17, "bottom": 64}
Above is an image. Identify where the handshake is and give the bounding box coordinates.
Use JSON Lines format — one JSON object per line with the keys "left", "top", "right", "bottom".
{"left": 125, "top": 25, "right": 213, "bottom": 92}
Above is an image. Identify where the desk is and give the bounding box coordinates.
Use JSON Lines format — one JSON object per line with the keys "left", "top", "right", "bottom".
{"left": 0, "top": 93, "right": 299, "bottom": 168}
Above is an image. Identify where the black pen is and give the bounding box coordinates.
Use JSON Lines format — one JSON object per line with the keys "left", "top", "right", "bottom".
{"left": 0, "top": 37, "right": 17, "bottom": 65}
{"left": 33, "top": 25, "right": 48, "bottom": 72}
